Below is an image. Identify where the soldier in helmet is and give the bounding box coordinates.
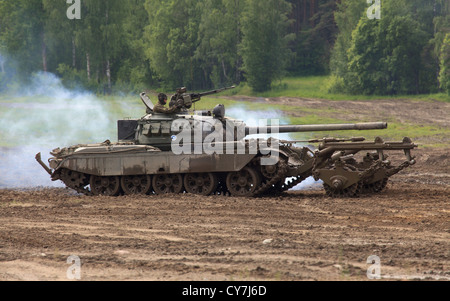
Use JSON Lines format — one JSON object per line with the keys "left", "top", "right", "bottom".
{"left": 153, "top": 92, "right": 182, "bottom": 114}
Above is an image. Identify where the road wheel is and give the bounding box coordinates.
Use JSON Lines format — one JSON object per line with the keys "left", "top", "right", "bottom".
{"left": 121, "top": 175, "right": 152, "bottom": 195}
{"left": 90, "top": 175, "right": 121, "bottom": 196}
{"left": 226, "top": 167, "right": 261, "bottom": 197}
{"left": 184, "top": 173, "right": 218, "bottom": 196}
{"left": 152, "top": 174, "right": 184, "bottom": 194}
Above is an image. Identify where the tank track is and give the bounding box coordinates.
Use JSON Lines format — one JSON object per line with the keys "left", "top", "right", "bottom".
{"left": 53, "top": 152, "right": 403, "bottom": 198}
{"left": 253, "top": 160, "right": 288, "bottom": 196}
{"left": 54, "top": 155, "right": 298, "bottom": 197}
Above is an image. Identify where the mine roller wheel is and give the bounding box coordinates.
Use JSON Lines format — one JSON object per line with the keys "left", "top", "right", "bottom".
{"left": 121, "top": 175, "right": 152, "bottom": 195}
{"left": 363, "top": 178, "right": 388, "bottom": 194}
{"left": 323, "top": 182, "right": 362, "bottom": 198}
{"left": 152, "top": 174, "right": 184, "bottom": 194}
{"left": 89, "top": 175, "right": 121, "bottom": 196}
{"left": 184, "top": 173, "right": 218, "bottom": 196}
{"left": 226, "top": 167, "right": 261, "bottom": 197}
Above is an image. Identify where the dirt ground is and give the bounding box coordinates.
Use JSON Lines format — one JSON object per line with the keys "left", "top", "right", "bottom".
{"left": 0, "top": 97, "right": 448, "bottom": 281}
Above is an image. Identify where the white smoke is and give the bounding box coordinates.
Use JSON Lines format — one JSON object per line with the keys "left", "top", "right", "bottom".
{"left": 226, "top": 105, "right": 293, "bottom": 141}
{"left": 0, "top": 72, "right": 140, "bottom": 188}
{"left": 0, "top": 53, "right": 4, "bottom": 73}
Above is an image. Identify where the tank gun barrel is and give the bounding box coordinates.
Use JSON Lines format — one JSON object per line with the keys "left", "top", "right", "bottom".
{"left": 244, "top": 122, "right": 387, "bottom": 135}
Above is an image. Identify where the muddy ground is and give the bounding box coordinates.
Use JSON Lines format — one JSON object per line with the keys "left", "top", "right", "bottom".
{"left": 0, "top": 97, "right": 448, "bottom": 281}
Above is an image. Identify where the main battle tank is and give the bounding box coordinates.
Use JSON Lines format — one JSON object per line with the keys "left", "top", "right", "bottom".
{"left": 36, "top": 87, "right": 417, "bottom": 197}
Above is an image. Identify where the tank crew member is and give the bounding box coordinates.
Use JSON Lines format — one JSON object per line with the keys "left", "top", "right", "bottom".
{"left": 153, "top": 93, "right": 182, "bottom": 114}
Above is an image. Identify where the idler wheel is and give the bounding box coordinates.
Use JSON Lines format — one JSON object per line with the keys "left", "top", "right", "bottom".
{"left": 226, "top": 167, "right": 261, "bottom": 197}
{"left": 184, "top": 173, "right": 218, "bottom": 196}
{"left": 60, "top": 169, "right": 88, "bottom": 188}
{"left": 90, "top": 175, "right": 121, "bottom": 196}
{"left": 152, "top": 174, "right": 184, "bottom": 194}
{"left": 121, "top": 175, "right": 152, "bottom": 195}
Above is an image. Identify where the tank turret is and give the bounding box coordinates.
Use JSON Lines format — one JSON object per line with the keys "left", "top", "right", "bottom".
{"left": 120, "top": 87, "right": 388, "bottom": 150}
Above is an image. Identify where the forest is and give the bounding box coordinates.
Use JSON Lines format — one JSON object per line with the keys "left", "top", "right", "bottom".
{"left": 0, "top": 0, "right": 449, "bottom": 95}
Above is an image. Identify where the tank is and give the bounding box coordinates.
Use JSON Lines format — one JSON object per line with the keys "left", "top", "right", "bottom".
{"left": 36, "top": 87, "right": 417, "bottom": 198}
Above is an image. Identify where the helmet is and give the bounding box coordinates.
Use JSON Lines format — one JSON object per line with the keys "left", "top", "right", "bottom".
{"left": 158, "top": 93, "right": 168, "bottom": 104}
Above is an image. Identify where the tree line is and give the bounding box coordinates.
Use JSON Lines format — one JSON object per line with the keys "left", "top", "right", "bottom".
{"left": 0, "top": 0, "right": 448, "bottom": 95}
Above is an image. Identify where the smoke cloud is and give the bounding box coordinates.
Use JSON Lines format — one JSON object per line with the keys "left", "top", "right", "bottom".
{"left": 226, "top": 105, "right": 292, "bottom": 140}
{"left": 0, "top": 71, "right": 139, "bottom": 188}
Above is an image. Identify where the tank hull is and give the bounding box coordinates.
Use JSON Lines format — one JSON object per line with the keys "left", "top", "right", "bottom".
{"left": 56, "top": 150, "right": 256, "bottom": 176}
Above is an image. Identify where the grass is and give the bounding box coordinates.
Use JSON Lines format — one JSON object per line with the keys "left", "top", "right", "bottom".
{"left": 220, "top": 75, "right": 450, "bottom": 102}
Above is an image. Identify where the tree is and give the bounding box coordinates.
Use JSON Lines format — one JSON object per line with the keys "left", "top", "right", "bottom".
{"left": 144, "top": 0, "right": 202, "bottom": 90}
{"left": 439, "top": 33, "right": 450, "bottom": 94}
{"left": 331, "top": 0, "right": 440, "bottom": 95}
{"left": 115, "top": 0, "right": 152, "bottom": 92}
{"left": 0, "top": 42, "right": 6, "bottom": 91}
{"left": 195, "top": 0, "right": 244, "bottom": 88}
{"left": 1, "top": 0, "right": 446, "bottom": 95}
{"left": 329, "top": 0, "right": 366, "bottom": 80}
{"left": 92, "top": 0, "right": 128, "bottom": 93}
{"left": 430, "top": 1, "right": 450, "bottom": 91}
{"left": 289, "top": 0, "right": 338, "bottom": 75}
{"left": 0, "top": 0, "right": 47, "bottom": 76}
{"left": 239, "top": 0, "right": 294, "bottom": 92}
{"left": 347, "top": 13, "right": 428, "bottom": 95}
{"left": 43, "top": 0, "right": 77, "bottom": 69}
